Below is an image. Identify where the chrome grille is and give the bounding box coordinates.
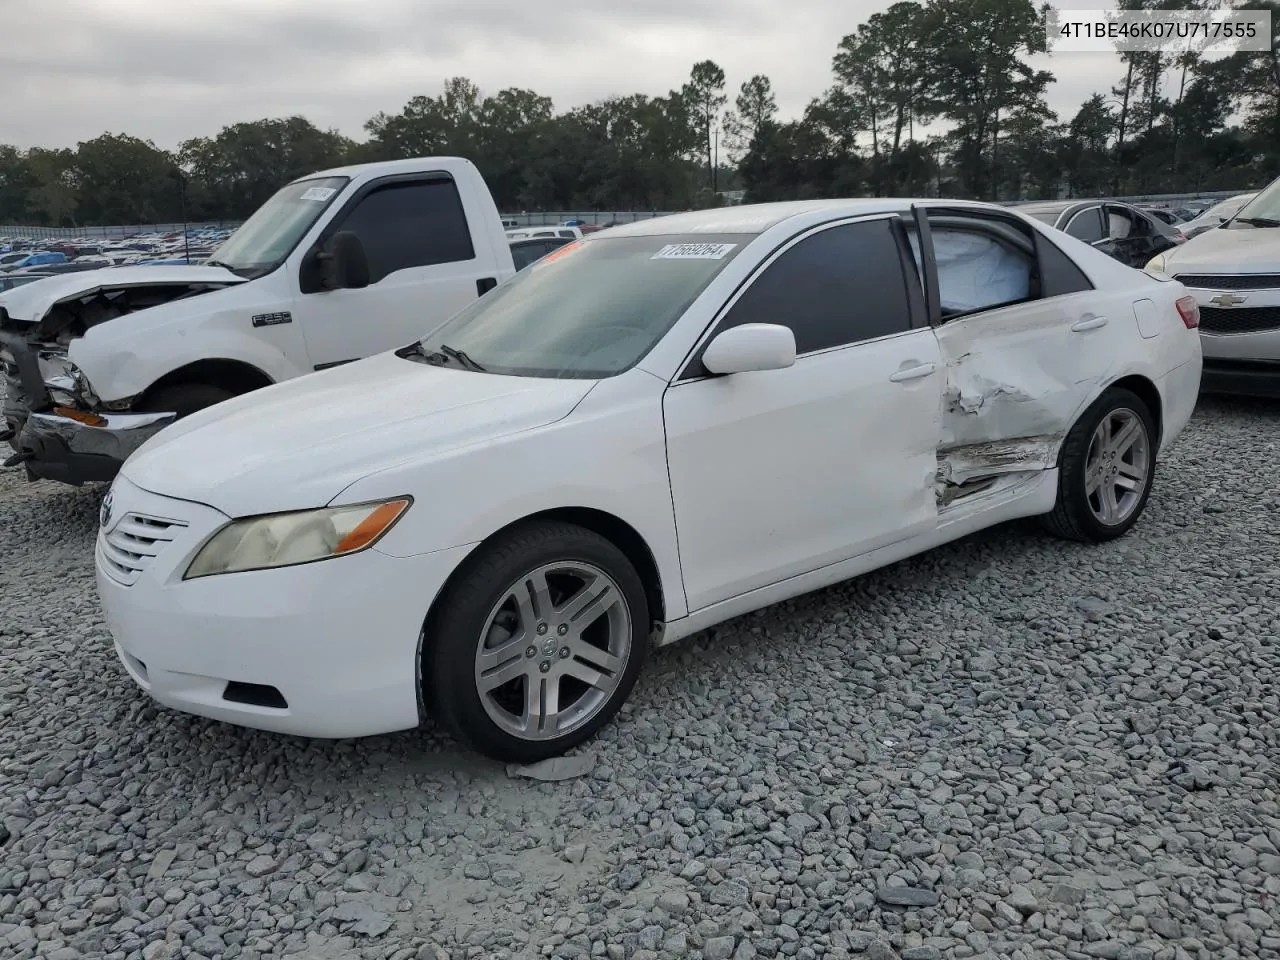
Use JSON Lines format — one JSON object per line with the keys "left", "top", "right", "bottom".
{"left": 99, "top": 513, "right": 188, "bottom": 586}
{"left": 1174, "top": 273, "right": 1280, "bottom": 290}
{"left": 1199, "top": 306, "right": 1280, "bottom": 335}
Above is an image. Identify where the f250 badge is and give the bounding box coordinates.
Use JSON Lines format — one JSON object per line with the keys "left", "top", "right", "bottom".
{"left": 251, "top": 311, "right": 293, "bottom": 328}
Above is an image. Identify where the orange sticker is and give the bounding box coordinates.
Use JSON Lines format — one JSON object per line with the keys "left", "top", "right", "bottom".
{"left": 536, "top": 241, "right": 583, "bottom": 266}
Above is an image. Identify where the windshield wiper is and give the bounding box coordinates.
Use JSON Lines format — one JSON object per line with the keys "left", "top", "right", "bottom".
{"left": 1232, "top": 217, "right": 1280, "bottom": 227}
{"left": 205, "top": 258, "right": 237, "bottom": 271}
{"left": 435, "top": 343, "right": 487, "bottom": 372}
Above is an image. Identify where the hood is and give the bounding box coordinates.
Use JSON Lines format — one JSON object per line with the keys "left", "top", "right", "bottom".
{"left": 1164, "top": 226, "right": 1280, "bottom": 274}
{"left": 0, "top": 264, "right": 244, "bottom": 324}
{"left": 121, "top": 351, "right": 596, "bottom": 517}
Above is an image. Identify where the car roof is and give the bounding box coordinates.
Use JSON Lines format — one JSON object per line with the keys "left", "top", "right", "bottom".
{"left": 298, "top": 156, "right": 477, "bottom": 182}
{"left": 1013, "top": 201, "right": 1078, "bottom": 215}
{"left": 598, "top": 199, "right": 985, "bottom": 238}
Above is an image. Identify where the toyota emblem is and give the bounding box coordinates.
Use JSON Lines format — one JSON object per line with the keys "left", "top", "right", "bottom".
{"left": 100, "top": 491, "right": 114, "bottom": 529}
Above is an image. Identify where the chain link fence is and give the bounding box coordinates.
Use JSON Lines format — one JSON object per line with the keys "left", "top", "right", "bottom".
{"left": 0, "top": 212, "right": 676, "bottom": 241}
{"left": 0, "top": 192, "right": 1257, "bottom": 242}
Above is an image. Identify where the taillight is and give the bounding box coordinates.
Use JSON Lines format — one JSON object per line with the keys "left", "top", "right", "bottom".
{"left": 1175, "top": 295, "right": 1200, "bottom": 329}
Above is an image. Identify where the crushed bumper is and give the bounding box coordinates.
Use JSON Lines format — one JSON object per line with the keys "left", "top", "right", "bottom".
{"left": 11, "top": 409, "right": 176, "bottom": 484}
{"left": 1, "top": 327, "right": 172, "bottom": 485}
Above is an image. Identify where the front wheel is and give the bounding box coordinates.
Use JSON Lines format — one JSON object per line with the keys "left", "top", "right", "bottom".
{"left": 1041, "top": 386, "right": 1157, "bottom": 543}
{"left": 136, "top": 383, "right": 235, "bottom": 419}
{"left": 425, "top": 521, "right": 650, "bottom": 763}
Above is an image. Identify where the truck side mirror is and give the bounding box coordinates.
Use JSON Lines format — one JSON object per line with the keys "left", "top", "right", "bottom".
{"left": 316, "top": 231, "right": 370, "bottom": 291}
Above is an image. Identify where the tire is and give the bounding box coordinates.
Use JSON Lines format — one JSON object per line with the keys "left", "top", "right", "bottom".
{"left": 425, "top": 521, "right": 650, "bottom": 763}
{"left": 1041, "top": 386, "right": 1157, "bottom": 543}
{"left": 136, "top": 383, "right": 235, "bottom": 419}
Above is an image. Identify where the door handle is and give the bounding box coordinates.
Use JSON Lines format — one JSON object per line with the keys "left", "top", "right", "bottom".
{"left": 1071, "top": 315, "right": 1108, "bottom": 332}
{"left": 889, "top": 362, "right": 937, "bottom": 383}
{"left": 476, "top": 277, "right": 498, "bottom": 296}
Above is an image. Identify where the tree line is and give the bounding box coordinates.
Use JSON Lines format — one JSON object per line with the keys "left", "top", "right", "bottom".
{"left": 1, "top": 0, "right": 1277, "bottom": 227}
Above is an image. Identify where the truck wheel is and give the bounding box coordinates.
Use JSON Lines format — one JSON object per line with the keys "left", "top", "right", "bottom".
{"left": 424, "top": 521, "right": 650, "bottom": 763}
{"left": 137, "top": 384, "right": 235, "bottom": 419}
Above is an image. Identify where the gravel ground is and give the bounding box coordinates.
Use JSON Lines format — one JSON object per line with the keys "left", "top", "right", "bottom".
{"left": 1, "top": 395, "right": 1278, "bottom": 960}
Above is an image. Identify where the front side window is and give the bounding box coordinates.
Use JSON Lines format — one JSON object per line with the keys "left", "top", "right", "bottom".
{"left": 716, "top": 219, "right": 915, "bottom": 355}
{"left": 332, "top": 179, "right": 475, "bottom": 284}
{"left": 208, "top": 175, "right": 348, "bottom": 278}
{"left": 1065, "top": 208, "right": 1105, "bottom": 243}
{"left": 416, "top": 233, "right": 749, "bottom": 378}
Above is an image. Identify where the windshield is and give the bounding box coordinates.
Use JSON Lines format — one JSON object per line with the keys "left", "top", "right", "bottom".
{"left": 205, "top": 175, "right": 349, "bottom": 276}
{"left": 416, "top": 233, "right": 750, "bottom": 379}
{"left": 1224, "top": 185, "right": 1278, "bottom": 228}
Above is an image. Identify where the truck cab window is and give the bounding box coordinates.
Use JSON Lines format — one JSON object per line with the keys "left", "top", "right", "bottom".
{"left": 335, "top": 179, "right": 476, "bottom": 284}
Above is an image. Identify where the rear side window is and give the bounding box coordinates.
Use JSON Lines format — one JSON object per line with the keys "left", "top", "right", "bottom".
{"left": 716, "top": 218, "right": 915, "bottom": 354}
{"left": 333, "top": 179, "right": 475, "bottom": 283}
{"left": 1065, "top": 208, "right": 1105, "bottom": 243}
{"left": 510, "top": 242, "right": 545, "bottom": 271}
{"left": 1034, "top": 232, "right": 1094, "bottom": 297}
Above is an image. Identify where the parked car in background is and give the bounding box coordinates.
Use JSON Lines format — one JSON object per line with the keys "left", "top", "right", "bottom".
{"left": 1179, "top": 193, "right": 1258, "bottom": 239}
{"left": 0, "top": 274, "right": 52, "bottom": 293}
{"left": 509, "top": 236, "right": 576, "bottom": 271}
{"left": 0, "top": 156, "right": 517, "bottom": 486}
{"left": 1014, "top": 200, "right": 1184, "bottom": 268}
{"left": 1139, "top": 207, "right": 1185, "bottom": 226}
{"left": 0, "top": 250, "right": 67, "bottom": 272}
{"left": 95, "top": 198, "right": 1201, "bottom": 761}
{"left": 1146, "top": 177, "right": 1280, "bottom": 396}
{"left": 506, "top": 226, "right": 583, "bottom": 241}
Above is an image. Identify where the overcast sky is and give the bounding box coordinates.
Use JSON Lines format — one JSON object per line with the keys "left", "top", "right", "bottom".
{"left": 0, "top": 0, "right": 1119, "bottom": 151}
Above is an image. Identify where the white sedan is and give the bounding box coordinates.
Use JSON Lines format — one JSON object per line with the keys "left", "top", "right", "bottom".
{"left": 95, "top": 199, "right": 1203, "bottom": 762}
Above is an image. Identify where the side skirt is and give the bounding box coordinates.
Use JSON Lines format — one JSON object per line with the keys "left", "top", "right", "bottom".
{"left": 655, "top": 470, "right": 1058, "bottom": 648}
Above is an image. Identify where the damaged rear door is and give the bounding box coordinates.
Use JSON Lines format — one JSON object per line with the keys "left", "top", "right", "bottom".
{"left": 908, "top": 205, "right": 1130, "bottom": 503}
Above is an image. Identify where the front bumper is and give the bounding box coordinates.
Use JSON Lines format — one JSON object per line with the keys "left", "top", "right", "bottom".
{"left": 95, "top": 475, "right": 474, "bottom": 739}
{"left": 1, "top": 328, "right": 172, "bottom": 484}
{"left": 1200, "top": 358, "right": 1280, "bottom": 398}
{"left": 12, "top": 410, "right": 175, "bottom": 484}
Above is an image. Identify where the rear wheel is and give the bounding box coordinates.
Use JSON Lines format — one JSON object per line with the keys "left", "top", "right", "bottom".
{"left": 1041, "top": 387, "right": 1157, "bottom": 542}
{"left": 425, "top": 521, "right": 649, "bottom": 763}
{"left": 136, "top": 383, "right": 235, "bottom": 418}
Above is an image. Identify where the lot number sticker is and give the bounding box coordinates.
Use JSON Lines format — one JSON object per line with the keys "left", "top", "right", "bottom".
{"left": 299, "top": 186, "right": 338, "bottom": 202}
{"left": 651, "top": 243, "right": 737, "bottom": 260}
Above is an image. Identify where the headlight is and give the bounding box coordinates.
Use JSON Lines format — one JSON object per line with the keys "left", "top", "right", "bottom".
{"left": 1145, "top": 254, "right": 1167, "bottom": 274}
{"left": 184, "top": 497, "right": 411, "bottom": 579}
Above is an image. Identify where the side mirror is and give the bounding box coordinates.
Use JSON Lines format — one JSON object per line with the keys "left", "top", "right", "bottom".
{"left": 702, "top": 323, "right": 796, "bottom": 376}
{"left": 316, "top": 230, "right": 369, "bottom": 290}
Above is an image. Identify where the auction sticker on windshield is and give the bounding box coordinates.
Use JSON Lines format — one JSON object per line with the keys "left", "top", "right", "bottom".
{"left": 651, "top": 243, "right": 738, "bottom": 260}
{"left": 300, "top": 186, "right": 338, "bottom": 202}
{"left": 535, "top": 241, "right": 583, "bottom": 266}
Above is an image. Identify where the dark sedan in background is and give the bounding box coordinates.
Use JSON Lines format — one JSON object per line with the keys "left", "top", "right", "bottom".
{"left": 1012, "top": 200, "right": 1184, "bottom": 268}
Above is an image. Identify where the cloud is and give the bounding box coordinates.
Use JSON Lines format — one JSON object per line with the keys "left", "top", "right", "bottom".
{"left": 0, "top": 0, "right": 1121, "bottom": 149}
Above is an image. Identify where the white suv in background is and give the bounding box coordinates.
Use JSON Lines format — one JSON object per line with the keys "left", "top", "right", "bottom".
{"left": 1147, "top": 176, "right": 1280, "bottom": 397}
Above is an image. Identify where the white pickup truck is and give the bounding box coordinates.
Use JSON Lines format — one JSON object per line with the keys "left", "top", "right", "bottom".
{"left": 0, "top": 156, "right": 517, "bottom": 485}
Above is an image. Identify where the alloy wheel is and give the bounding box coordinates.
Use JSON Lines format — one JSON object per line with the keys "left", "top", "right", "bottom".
{"left": 1085, "top": 407, "right": 1151, "bottom": 526}
{"left": 473, "top": 561, "right": 632, "bottom": 742}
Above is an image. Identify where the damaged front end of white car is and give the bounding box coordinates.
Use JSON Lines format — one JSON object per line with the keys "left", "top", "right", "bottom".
{"left": 0, "top": 270, "right": 239, "bottom": 484}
